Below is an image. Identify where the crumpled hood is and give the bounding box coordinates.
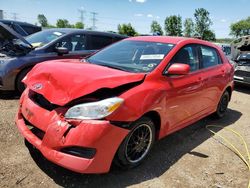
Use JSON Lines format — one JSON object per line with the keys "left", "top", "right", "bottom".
{"left": 24, "top": 60, "right": 145, "bottom": 106}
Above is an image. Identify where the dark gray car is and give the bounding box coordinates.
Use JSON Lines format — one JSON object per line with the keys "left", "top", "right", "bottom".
{"left": 0, "top": 19, "right": 41, "bottom": 36}
{"left": 0, "top": 23, "right": 126, "bottom": 92}
{"left": 234, "top": 53, "right": 250, "bottom": 85}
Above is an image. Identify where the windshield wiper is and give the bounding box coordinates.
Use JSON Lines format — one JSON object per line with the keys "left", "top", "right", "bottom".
{"left": 96, "top": 63, "right": 130, "bottom": 72}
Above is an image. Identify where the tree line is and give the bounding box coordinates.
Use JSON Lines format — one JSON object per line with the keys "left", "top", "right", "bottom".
{"left": 230, "top": 17, "right": 250, "bottom": 38}
{"left": 37, "top": 14, "right": 84, "bottom": 29}
{"left": 37, "top": 8, "right": 250, "bottom": 40}
{"left": 118, "top": 8, "right": 215, "bottom": 41}
{"left": 37, "top": 8, "right": 215, "bottom": 41}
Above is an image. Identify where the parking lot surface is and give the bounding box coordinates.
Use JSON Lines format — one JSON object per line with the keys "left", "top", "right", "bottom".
{"left": 0, "top": 86, "right": 249, "bottom": 188}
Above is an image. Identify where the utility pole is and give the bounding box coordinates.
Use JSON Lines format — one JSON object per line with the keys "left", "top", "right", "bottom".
{"left": 90, "top": 12, "right": 98, "bottom": 30}
{"left": 0, "top": 10, "right": 3, "bottom": 19}
{"left": 78, "top": 7, "right": 85, "bottom": 25}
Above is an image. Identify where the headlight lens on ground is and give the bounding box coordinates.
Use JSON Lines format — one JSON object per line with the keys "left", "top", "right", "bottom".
{"left": 65, "top": 97, "right": 124, "bottom": 120}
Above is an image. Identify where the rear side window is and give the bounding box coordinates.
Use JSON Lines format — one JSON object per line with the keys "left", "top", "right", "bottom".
{"left": 201, "top": 46, "right": 221, "bottom": 68}
{"left": 89, "top": 35, "right": 113, "bottom": 50}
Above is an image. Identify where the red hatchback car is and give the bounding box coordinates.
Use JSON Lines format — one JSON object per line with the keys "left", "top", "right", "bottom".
{"left": 16, "top": 36, "right": 234, "bottom": 174}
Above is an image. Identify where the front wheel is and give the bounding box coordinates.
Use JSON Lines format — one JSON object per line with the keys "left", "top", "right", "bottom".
{"left": 115, "top": 117, "right": 155, "bottom": 169}
{"left": 16, "top": 68, "right": 31, "bottom": 94}
{"left": 214, "top": 91, "right": 230, "bottom": 118}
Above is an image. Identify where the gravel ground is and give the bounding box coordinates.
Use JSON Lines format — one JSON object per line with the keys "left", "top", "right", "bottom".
{"left": 0, "top": 85, "right": 250, "bottom": 188}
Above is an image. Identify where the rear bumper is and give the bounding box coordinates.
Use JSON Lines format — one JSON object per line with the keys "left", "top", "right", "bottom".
{"left": 15, "top": 90, "right": 129, "bottom": 173}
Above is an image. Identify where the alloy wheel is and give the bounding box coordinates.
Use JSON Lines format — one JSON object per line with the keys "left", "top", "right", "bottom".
{"left": 125, "top": 123, "right": 153, "bottom": 163}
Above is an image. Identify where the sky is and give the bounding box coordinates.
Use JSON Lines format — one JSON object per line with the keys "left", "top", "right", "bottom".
{"left": 1, "top": 0, "right": 250, "bottom": 38}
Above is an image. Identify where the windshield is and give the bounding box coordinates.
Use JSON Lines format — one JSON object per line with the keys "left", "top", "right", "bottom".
{"left": 87, "top": 40, "right": 175, "bottom": 73}
{"left": 237, "top": 53, "right": 250, "bottom": 66}
{"left": 25, "top": 30, "right": 65, "bottom": 48}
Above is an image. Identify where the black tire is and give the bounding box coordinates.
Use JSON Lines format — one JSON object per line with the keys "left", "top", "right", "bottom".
{"left": 16, "top": 68, "right": 31, "bottom": 94}
{"left": 214, "top": 91, "right": 230, "bottom": 118}
{"left": 115, "top": 117, "right": 155, "bottom": 169}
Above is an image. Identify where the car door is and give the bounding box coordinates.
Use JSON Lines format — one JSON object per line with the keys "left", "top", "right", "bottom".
{"left": 41, "top": 34, "right": 95, "bottom": 62}
{"left": 198, "top": 45, "right": 226, "bottom": 111}
{"left": 165, "top": 44, "right": 206, "bottom": 129}
{"left": 53, "top": 34, "right": 90, "bottom": 59}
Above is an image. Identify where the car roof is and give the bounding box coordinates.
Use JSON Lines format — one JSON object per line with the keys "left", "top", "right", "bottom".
{"left": 0, "top": 19, "right": 41, "bottom": 28}
{"left": 126, "top": 36, "right": 215, "bottom": 46}
{"left": 42, "top": 28, "right": 127, "bottom": 38}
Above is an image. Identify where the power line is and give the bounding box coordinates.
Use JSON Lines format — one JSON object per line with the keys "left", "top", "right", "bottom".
{"left": 11, "top": 12, "right": 18, "bottom": 20}
{"left": 78, "top": 7, "right": 86, "bottom": 24}
{"left": 90, "top": 12, "right": 98, "bottom": 30}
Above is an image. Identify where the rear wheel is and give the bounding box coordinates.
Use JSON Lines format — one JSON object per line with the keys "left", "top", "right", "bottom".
{"left": 214, "top": 91, "right": 230, "bottom": 118}
{"left": 16, "top": 68, "right": 31, "bottom": 94}
{"left": 115, "top": 117, "right": 155, "bottom": 169}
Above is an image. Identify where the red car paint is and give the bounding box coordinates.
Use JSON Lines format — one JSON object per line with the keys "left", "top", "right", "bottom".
{"left": 16, "top": 36, "right": 234, "bottom": 173}
{"left": 16, "top": 91, "right": 128, "bottom": 173}
{"left": 23, "top": 61, "right": 145, "bottom": 106}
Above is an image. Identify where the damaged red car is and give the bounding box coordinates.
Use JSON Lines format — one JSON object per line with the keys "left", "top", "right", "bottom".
{"left": 15, "top": 36, "right": 234, "bottom": 173}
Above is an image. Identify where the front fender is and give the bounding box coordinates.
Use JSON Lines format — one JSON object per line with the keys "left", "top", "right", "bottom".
{"left": 106, "top": 80, "right": 169, "bottom": 130}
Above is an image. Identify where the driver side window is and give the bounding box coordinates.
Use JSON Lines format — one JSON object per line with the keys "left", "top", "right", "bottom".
{"left": 170, "top": 45, "right": 199, "bottom": 72}
{"left": 54, "top": 34, "right": 86, "bottom": 52}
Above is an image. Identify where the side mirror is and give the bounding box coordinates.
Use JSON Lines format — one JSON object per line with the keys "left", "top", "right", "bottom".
{"left": 55, "top": 47, "right": 69, "bottom": 55}
{"left": 165, "top": 63, "right": 190, "bottom": 75}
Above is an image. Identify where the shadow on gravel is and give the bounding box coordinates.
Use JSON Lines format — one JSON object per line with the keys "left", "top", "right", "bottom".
{"left": 26, "top": 108, "right": 242, "bottom": 188}
{"left": 234, "top": 84, "right": 250, "bottom": 95}
{"left": 0, "top": 91, "right": 20, "bottom": 100}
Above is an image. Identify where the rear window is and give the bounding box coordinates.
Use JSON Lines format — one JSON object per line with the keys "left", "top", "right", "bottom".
{"left": 89, "top": 35, "right": 113, "bottom": 50}
{"left": 113, "top": 36, "right": 125, "bottom": 43}
{"left": 21, "top": 25, "right": 41, "bottom": 35}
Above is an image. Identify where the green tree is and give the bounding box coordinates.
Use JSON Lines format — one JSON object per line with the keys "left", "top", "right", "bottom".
{"left": 117, "top": 23, "right": 137, "bottom": 36}
{"left": 203, "top": 30, "right": 216, "bottom": 41}
{"left": 183, "top": 18, "right": 194, "bottom": 37}
{"left": 230, "top": 18, "right": 250, "bottom": 38}
{"left": 47, "top": 24, "right": 56, "bottom": 28}
{"left": 56, "top": 19, "right": 71, "bottom": 28}
{"left": 194, "top": 8, "right": 213, "bottom": 40}
{"left": 75, "top": 22, "right": 84, "bottom": 29}
{"left": 164, "top": 15, "right": 182, "bottom": 36}
{"left": 150, "top": 20, "right": 163, "bottom": 35}
{"left": 37, "top": 14, "right": 48, "bottom": 27}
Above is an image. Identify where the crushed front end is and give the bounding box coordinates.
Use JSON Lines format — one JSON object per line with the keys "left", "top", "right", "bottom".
{"left": 15, "top": 89, "right": 129, "bottom": 173}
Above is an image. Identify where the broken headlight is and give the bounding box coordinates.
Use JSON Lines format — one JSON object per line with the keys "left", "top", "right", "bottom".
{"left": 65, "top": 97, "right": 124, "bottom": 120}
